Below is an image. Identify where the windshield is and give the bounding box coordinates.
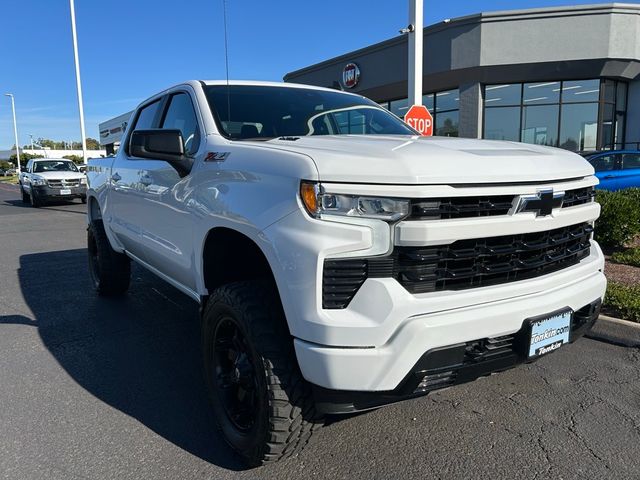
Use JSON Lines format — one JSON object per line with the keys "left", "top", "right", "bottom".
{"left": 204, "top": 85, "right": 416, "bottom": 139}
{"left": 33, "top": 161, "right": 79, "bottom": 173}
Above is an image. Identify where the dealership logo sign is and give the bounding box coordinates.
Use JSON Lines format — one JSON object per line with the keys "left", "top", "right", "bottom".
{"left": 342, "top": 63, "right": 360, "bottom": 88}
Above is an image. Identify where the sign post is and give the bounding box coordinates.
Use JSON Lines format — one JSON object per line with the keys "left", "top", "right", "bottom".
{"left": 404, "top": 105, "right": 433, "bottom": 136}
{"left": 408, "top": 0, "right": 423, "bottom": 106}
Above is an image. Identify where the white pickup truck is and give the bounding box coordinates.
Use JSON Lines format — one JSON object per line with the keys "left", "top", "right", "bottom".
{"left": 19, "top": 158, "right": 87, "bottom": 207}
{"left": 87, "top": 80, "right": 606, "bottom": 466}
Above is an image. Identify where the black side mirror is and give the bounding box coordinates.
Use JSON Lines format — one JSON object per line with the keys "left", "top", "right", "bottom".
{"left": 130, "top": 129, "right": 192, "bottom": 177}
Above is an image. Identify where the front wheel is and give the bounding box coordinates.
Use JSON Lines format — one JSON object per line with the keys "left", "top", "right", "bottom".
{"left": 20, "top": 184, "right": 29, "bottom": 203}
{"left": 30, "top": 189, "right": 42, "bottom": 207}
{"left": 202, "top": 281, "right": 320, "bottom": 466}
{"left": 87, "top": 219, "right": 131, "bottom": 296}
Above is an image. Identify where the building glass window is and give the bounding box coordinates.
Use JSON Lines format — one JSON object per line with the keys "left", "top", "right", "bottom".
{"left": 484, "top": 84, "right": 521, "bottom": 106}
{"left": 389, "top": 98, "right": 409, "bottom": 118}
{"left": 436, "top": 111, "right": 459, "bottom": 137}
{"left": 422, "top": 93, "right": 435, "bottom": 112}
{"left": 562, "top": 79, "right": 600, "bottom": 103}
{"left": 484, "top": 106, "right": 520, "bottom": 141}
{"left": 523, "top": 82, "right": 560, "bottom": 105}
{"left": 559, "top": 103, "right": 598, "bottom": 151}
{"left": 483, "top": 79, "right": 627, "bottom": 152}
{"left": 435, "top": 89, "right": 459, "bottom": 112}
{"left": 522, "top": 105, "right": 559, "bottom": 146}
{"left": 382, "top": 88, "right": 458, "bottom": 136}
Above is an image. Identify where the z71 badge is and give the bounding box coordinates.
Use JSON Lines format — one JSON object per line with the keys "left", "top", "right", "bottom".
{"left": 205, "top": 152, "right": 230, "bottom": 162}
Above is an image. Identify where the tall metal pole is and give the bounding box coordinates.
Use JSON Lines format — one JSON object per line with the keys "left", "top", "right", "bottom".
{"left": 5, "top": 94, "right": 21, "bottom": 174}
{"left": 69, "top": 0, "right": 87, "bottom": 164}
{"left": 408, "top": 0, "right": 423, "bottom": 106}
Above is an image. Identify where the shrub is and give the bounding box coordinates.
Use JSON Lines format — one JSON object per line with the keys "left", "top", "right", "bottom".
{"left": 595, "top": 188, "right": 640, "bottom": 249}
{"left": 604, "top": 281, "right": 640, "bottom": 322}
{"left": 63, "top": 155, "right": 83, "bottom": 164}
{"left": 611, "top": 247, "right": 640, "bottom": 267}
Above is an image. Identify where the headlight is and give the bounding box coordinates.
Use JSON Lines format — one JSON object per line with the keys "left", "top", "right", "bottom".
{"left": 80, "top": 177, "right": 87, "bottom": 185}
{"left": 31, "top": 177, "right": 46, "bottom": 186}
{"left": 300, "top": 181, "right": 409, "bottom": 221}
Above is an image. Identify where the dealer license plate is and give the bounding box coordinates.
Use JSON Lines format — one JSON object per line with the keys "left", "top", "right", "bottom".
{"left": 60, "top": 189, "right": 72, "bottom": 195}
{"left": 528, "top": 310, "right": 572, "bottom": 358}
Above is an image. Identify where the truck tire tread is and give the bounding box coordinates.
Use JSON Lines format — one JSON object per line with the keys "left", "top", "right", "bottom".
{"left": 87, "top": 219, "right": 131, "bottom": 296}
{"left": 202, "top": 281, "right": 321, "bottom": 466}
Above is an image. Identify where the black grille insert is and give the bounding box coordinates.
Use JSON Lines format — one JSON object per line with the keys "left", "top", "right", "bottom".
{"left": 323, "top": 222, "right": 592, "bottom": 308}
{"left": 407, "top": 186, "right": 594, "bottom": 220}
{"left": 562, "top": 186, "right": 596, "bottom": 208}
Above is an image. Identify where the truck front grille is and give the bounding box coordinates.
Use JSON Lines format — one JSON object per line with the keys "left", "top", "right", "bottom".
{"left": 407, "top": 186, "right": 594, "bottom": 220}
{"left": 323, "top": 222, "right": 592, "bottom": 309}
{"left": 47, "top": 179, "right": 81, "bottom": 188}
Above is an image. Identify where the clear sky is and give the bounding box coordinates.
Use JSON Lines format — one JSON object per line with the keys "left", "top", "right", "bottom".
{"left": 0, "top": 0, "right": 609, "bottom": 149}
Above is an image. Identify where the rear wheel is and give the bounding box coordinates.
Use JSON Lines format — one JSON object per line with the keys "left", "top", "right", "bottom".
{"left": 202, "top": 281, "right": 320, "bottom": 466}
{"left": 87, "top": 219, "right": 131, "bottom": 295}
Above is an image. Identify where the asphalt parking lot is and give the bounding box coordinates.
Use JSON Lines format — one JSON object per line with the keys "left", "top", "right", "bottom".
{"left": 0, "top": 182, "right": 639, "bottom": 480}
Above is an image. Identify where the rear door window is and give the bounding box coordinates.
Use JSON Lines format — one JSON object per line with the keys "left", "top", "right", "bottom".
{"left": 622, "top": 153, "right": 640, "bottom": 170}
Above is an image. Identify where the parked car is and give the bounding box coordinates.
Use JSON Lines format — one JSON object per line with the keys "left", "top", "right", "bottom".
{"left": 87, "top": 80, "right": 605, "bottom": 466}
{"left": 581, "top": 150, "right": 640, "bottom": 190}
{"left": 18, "top": 158, "right": 87, "bottom": 207}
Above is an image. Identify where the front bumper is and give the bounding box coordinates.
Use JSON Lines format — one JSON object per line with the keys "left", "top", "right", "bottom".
{"left": 312, "top": 298, "right": 601, "bottom": 414}
{"left": 294, "top": 257, "right": 606, "bottom": 393}
{"left": 33, "top": 185, "right": 87, "bottom": 199}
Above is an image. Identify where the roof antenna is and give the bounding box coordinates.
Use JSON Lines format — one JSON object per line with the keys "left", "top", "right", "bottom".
{"left": 222, "top": 0, "right": 231, "bottom": 126}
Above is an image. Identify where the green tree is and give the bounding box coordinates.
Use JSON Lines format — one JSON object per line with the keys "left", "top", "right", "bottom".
{"left": 62, "top": 155, "right": 83, "bottom": 164}
{"left": 86, "top": 137, "right": 101, "bottom": 150}
{"left": 10, "top": 152, "right": 44, "bottom": 169}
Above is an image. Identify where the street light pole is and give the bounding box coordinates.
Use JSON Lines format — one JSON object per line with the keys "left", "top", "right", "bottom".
{"left": 407, "top": 0, "right": 423, "bottom": 107}
{"left": 4, "top": 94, "right": 21, "bottom": 175}
{"left": 29, "top": 134, "right": 34, "bottom": 151}
{"left": 69, "top": 0, "right": 87, "bottom": 164}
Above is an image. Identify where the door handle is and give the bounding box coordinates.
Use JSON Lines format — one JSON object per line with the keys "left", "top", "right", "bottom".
{"left": 140, "top": 175, "right": 153, "bottom": 186}
{"left": 111, "top": 172, "right": 122, "bottom": 182}
{"left": 602, "top": 175, "right": 615, "bottom": 179}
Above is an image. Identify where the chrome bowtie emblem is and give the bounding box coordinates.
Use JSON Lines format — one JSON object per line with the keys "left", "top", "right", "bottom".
{"left": 515, "top": 189, "right": 565, "bottom": 217}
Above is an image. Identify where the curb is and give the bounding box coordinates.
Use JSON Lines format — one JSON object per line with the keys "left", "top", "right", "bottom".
{"left": 586, "top": 314, "right": 640, "bottom": 347}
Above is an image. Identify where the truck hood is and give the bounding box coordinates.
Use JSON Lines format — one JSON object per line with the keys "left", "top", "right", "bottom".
{"left": 31, "top": 171, "right": 85, "bottom": 180}
{"left": 263, "top": 135, "right": 593, "bottom": 184}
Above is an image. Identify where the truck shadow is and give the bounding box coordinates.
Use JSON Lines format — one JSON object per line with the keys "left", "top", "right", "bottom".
{"left": 4, "top": 248, "right": 246, "bottom": 471}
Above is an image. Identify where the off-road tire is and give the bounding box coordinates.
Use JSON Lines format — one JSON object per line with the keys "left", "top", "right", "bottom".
{"left": 202, "top": 281, "right": 321, "bottom": 467}
{"left": 87, "top": 219, "right": 131, "bottom": 296}
{"left": 20, "top": 184, "right": 29, "bottom": 203}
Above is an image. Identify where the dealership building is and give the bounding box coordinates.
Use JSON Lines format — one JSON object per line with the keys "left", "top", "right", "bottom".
{"left": 284, "top": 3, "right": 640, "bottom": 152}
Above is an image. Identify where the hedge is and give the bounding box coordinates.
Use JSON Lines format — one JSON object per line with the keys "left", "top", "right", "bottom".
{"left": 604, "top": 282, "right": 640, "bottom": 323}
{"left": 610, "top": 247, "right": 640, "bottom": 268}
{"left": 595, "top": 188, "right": 640, "bottom": 249}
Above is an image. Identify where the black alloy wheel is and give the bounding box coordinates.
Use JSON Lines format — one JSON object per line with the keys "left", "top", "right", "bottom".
{"left": 212, "top": 316, "right": 260, "bottom": 433}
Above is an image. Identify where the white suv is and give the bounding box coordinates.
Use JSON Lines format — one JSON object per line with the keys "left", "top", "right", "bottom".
{"left": 86, "top": 81, "right": 606, "bottom": 466}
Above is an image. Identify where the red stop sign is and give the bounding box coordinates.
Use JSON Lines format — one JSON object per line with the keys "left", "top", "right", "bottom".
{"left": 404, "top": 105, "right": 433, "bottom": 136}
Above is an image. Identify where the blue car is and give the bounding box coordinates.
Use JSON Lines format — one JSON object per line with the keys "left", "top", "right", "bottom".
{"left": 582, "top": 150, "right": 640, "bottom": 190}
